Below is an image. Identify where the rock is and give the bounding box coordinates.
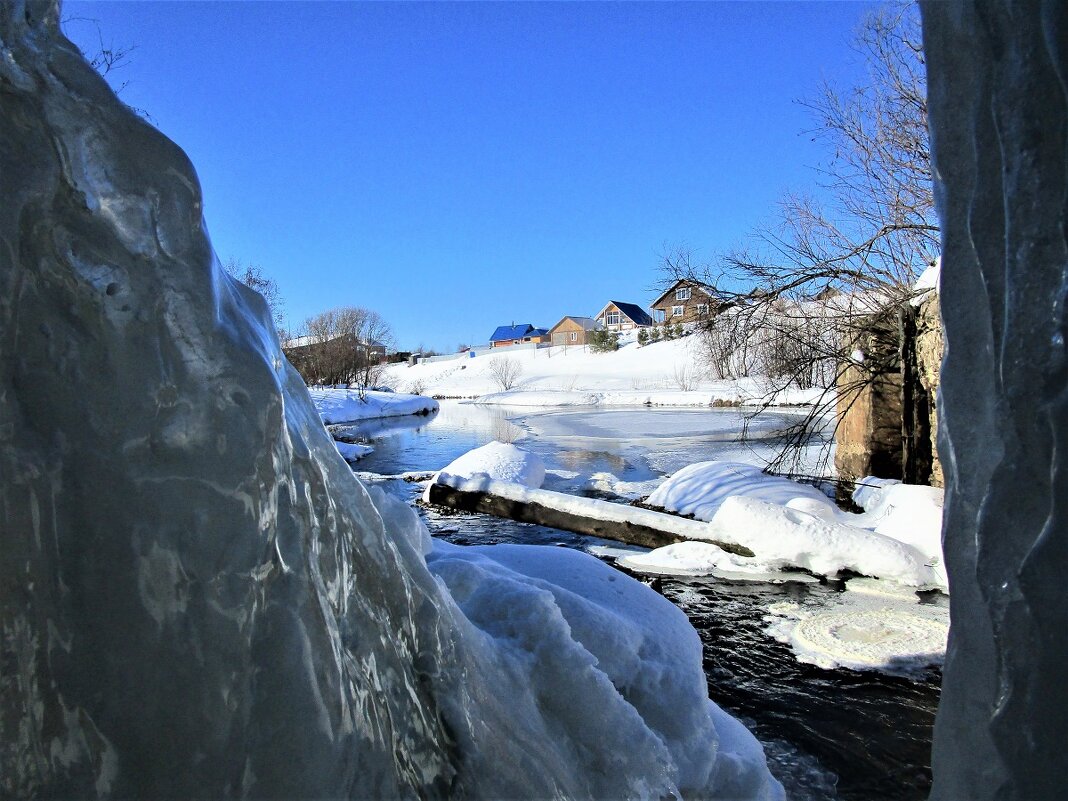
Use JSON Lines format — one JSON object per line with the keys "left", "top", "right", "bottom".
{"left": 923, "top": 2, "right": 1068, "bottom": 798}
{"left": 0, "top": 6, "right": 782, "bottom": 800}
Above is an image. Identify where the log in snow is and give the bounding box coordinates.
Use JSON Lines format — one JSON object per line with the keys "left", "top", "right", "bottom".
{"left": 425, "top": 479, "right": 755, "bottom": 556}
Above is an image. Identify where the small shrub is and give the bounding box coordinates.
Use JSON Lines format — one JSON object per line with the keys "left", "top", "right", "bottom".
{"left": 637, "top": 328, "right": 649, "bottom": 347}
{"left": 589, "top": 329, "right": 620, "bottom": 353}
{"left": 488, "top": 356, "right": 523, "bottom": 391}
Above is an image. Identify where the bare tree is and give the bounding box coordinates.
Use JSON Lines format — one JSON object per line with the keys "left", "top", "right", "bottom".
{"left": 488, "top": 356, "right": 523, "bottom": 392}
{"left": 284, "top": 306, "right": 395, "bottom": 395}
{"left": 224, "top": 257, "right": 286, "bottom": 338}
{"left": 663, "top": 3, "right": 934, "bottom": 476}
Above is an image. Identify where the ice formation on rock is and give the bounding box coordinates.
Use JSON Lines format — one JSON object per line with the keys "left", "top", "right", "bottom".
{"left": 0, "top": 5, "right": 781, "bottom": 798}
{"left": 923, "top": 2, "right": 1068, "bottom": 796}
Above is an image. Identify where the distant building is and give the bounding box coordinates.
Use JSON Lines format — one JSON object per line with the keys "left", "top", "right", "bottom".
{"left": 593, "top": 301, "right": 653, "bottom": 332}
{"left": 548, "top": 315, "right": 599, "bottom": 346}
{"left": 650, "top": 279, "right": 717, "bottom": 325}
{"left": 489, "top": 323, "right": 549, "bottom": 348}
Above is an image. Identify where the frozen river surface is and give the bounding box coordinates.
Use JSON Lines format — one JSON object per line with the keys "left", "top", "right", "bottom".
{"left": 352, "top": 402, "right": 941, "bottom": 801}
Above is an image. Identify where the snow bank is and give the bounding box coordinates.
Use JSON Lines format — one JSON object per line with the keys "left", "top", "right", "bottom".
{"left": 426, "top": 540, "right": 784, "bottom": 800}
{"left": 619, "top": 541, "right": 784, "bottom": 578}
{"left": 334, "top": 441, "right": 374, "bottom": 462}
{"left": 646, "top": 461, "right": 836, "bottom": 520}
{"left": 427, "top": 442, "right": 545, "bottom": 493}
{"left": 429, "top": 470, "right": 944, "bottom": 588}
{"left": 708, "top": 497, "right": 940, "bottom": 587}
{"left": 385, "top": 336, "right": 827, "bottom": 407}
{"left": 473, "top": 389, "right": 797, "bottom": 408}
{"left": 850, "top": 478, "right": 945, "bottom": 585}
{"left": 309, "top": 388, "right": 439, "bottom": 424}
{"left": 626, "top": 464, "right": 946, "bottom": 589}
{"left": 616, "top": 494, "right": 941, "bottom": 588}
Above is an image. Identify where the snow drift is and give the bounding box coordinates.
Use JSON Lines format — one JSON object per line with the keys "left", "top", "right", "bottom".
{"left": 0, "top": 9, "right": 781, "bottom": 799}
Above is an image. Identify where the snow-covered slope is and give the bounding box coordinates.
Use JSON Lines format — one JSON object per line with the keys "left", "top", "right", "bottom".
{"left": 385, "top": 336, "right": 825, "bottom": 406}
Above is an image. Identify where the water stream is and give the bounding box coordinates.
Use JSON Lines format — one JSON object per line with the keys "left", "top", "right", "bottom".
{"left": 351, "top": 401, "right": 941, "bottom": 800}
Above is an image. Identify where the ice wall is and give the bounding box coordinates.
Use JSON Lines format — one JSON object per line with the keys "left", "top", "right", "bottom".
{"left": 0, "top": 4, "right": 779, "bottom": 798}
{"left": 922, "top": 2, "right": 1068, "bottom": 798}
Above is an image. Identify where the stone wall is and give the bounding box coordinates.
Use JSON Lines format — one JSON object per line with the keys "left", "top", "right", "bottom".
{"left": 915, "top": 292, "right": 944, "bottom": 487}
{"left": 834, "top": 325, "right": 904, "bottom": 483}
{"left": 834, "top": 297, "right": 945, "bottom": 488}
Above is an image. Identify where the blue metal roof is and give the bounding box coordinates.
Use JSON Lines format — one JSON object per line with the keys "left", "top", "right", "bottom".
{"left": 489, "top": 323, "right": 536, "bottom": 342}
{"left": 608, "top": 301, "right": 654, "bottom": 327}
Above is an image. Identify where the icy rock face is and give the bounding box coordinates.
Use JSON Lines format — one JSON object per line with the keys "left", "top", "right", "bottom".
{"left": 922, "top": 2, "right": 1068, "bottom": 798}
{"left": 0, "top": 5, "right": 781, "bottom": 799}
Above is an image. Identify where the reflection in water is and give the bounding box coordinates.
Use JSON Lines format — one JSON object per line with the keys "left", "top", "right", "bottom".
{"left": 355, "top": 400, "right": 829, "bottom": 481}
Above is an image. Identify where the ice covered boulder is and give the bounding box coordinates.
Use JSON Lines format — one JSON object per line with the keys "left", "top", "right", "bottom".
{"left": 0, "top": 7, "right": 783, "bottom": 798}
{"left": 430, "top": 441, "right": 545, "bottom": 490}
{"left": 427, "top": 541, "right": 783, "bottom": 800}
{"left": 924, "top": 4, "right": 1068, "bottom": 796}
{"left": 646, "top": 461, "right": 837, "bottom": 521}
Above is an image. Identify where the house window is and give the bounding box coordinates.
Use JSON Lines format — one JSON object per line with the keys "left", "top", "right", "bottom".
{"left": 672, "top": 305, "right": 684, "bottom": 317}
{"left": 676, "top": 287, "right": 691, "bottom": 301}
{"left": 605, "top": 311, "right": 621, "bottom": 326}
{"left": 570, "top": 331, "right": 578, "bottom": 342}
{"left": 696, "top": 304, "right": 708, "bottom": 316}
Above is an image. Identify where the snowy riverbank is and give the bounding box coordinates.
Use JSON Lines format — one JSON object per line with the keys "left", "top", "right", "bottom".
{"left": 309, "top": 387, "right": 439, "bottom": 425}
{"left": 384, "top": 335, "right": 827, "bottom": 408}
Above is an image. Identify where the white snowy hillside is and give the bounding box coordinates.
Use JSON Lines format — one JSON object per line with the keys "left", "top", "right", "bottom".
{"left": 385, "top": 335, "right": 826, "bottom": 406}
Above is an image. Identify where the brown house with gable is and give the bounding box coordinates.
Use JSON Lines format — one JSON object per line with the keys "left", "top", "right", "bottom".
{"left": 650, "top": 279, "right": 717, "bottom": 325}
{"left": 548, "top": 316, "right": 598, "bottom": 346}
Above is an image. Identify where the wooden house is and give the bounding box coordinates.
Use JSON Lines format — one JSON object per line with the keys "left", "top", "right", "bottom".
{"left": 548, "top": 316, "right": 598, "bottom": 346}
{"left": 593, "top": 301, "right": 653, "bottom": 332}
{"left": 650, "top": 279, "right": 717, "bottom": 325}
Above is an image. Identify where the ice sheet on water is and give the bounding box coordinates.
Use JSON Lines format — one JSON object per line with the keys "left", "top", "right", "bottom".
{"left": 764, "top": 585, "right": 949, "bottom": 675}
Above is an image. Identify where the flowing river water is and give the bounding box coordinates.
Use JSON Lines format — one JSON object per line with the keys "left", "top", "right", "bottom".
{"left": 346, "top": 401, "right": 943, "bottom": 800}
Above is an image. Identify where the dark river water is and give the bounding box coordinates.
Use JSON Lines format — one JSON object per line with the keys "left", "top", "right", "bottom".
{"left": 345, "top": 402, "right": 942, "bottom": 801}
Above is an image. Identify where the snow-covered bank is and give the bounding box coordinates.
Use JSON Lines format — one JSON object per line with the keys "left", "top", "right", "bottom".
{"left": 335, "top": 441, "right": 374, "bottom": 462}
{"left": 645, "top": 461, "right": 837, "bottom": 520}
{"left": 425, "top": 539, "right": 784, "bottom": 799}
{"left": 422, "top": 451, "right": 944, "bottom": 588}
{"left": 309, "top": 388, "right": 439, "bottom": 424}
{"left": 426, "top": 441, "right": 546, "bottom": 493}
{"left": 385, "top": 336, "right": 827, "bottom": 408}
{"left": 622, "top": 462, "right": 946, "bottom": 590}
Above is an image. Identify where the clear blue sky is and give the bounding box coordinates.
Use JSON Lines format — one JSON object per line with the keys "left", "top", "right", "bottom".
{"left": 64, "top": 1, "right": 876, "bottom": 352}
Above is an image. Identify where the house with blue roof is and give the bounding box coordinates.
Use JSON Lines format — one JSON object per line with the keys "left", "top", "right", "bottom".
{"left": 489, "top": 323, "right": 550, "bottom": 348}
{"left": 594, "top": 301, "right": 654, "bottom": 332}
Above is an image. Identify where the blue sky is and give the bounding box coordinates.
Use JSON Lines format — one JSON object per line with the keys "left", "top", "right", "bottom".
{"left": 65, "top": 2, "right": 875, "bottom": 352}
